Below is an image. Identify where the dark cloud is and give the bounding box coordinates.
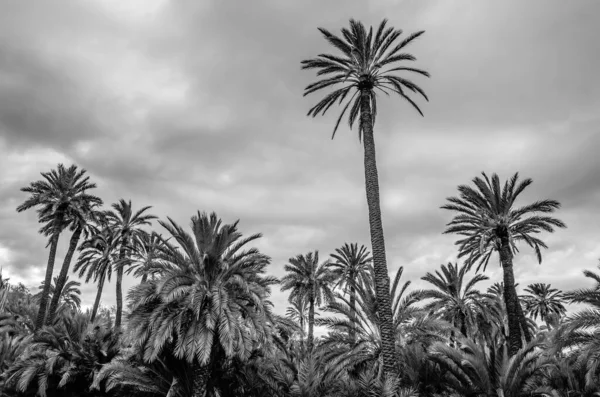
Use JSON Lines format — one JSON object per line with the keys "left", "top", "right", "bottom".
{"left": 0, "top": 0, "right": 599, "bottom": 315}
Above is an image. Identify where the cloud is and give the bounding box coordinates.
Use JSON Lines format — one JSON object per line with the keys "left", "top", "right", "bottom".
{"left": 0, "top": 0, "right": 599, "bottom": 319}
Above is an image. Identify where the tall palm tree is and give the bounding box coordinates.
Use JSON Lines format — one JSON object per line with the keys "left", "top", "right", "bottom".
{"left": 105, "top": 199, "right": 156, "bottom": 329}
{"left": 441, "top": 172, "right": 566, "bottom": 355}
{"left": 16, "top": 164, "right": 100, "bottom": 330}
{"left": 127, "top": 211, "right": 277, "bottom": 397}
{"left": 329, "top": 243, "right": 371, "bottom": 341}
{"left": 73, "top": 226, "right": 120, "bottom": 322}
{"left": 46, "top": 201, "right": 103, "bottom": 325}
{"left": 302, "top": 19, "right": 429, "bottom": 375}
{"left": 421, "top": 262, "right": 490, "bottom": 339}
{"left": 281, "top": 251, "right": 336, "bottom": 352}
{"left": 521, "top": 283, "right": 566, "bottom": 328}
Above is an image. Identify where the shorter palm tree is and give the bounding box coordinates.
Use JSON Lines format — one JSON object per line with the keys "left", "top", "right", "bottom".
{"left": 521, "top": 283, "right": 566, "bottom": 329}
{"left": 429, "top": 336, "right": 554, "bottom": 396}
{"left": 127, "top": 211, "right": 277, "bottom": 397}
{"left": 4, "top": 313, "right": 119, "bottom": 397}
{"left": 281, "top": 251, "right": 337, "bottom": 352}
{"left": 441, "top": 172, "right": 566, "bottom": 355}
{"left": 73, "top": 226, "right": 120, "bottom": 322}
{"left": 421, "top": 262, "right": 490, "bottom": 339}
{"left": 33, "top": 276, "right": 82, "bottom": 315}
{"left": 329, "top": 243, "right": 372, "bottom": 341}
{"left": 286, "top": 296, "right": 309, "bottom": 336}
{"left": 125, "top": 230, "right": 166, "bottom": 283}
{"left": 105, "top": 199, "right": 157, "bottom": 329}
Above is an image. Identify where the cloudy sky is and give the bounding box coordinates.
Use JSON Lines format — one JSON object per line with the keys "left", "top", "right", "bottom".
{"left": 1, "top": 0, "right": 599, "bottom": 318}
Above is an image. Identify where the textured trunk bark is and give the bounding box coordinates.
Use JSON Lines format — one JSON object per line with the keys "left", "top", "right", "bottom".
{"left": 46, "top": 226, "right": 83, "bottom": 325}
{"left": 192, "top": 362, "right": 210, "bottom": 397}
{"left": 498, "top": 232, "right": 523, "bottom": 356}
{"left": 359, "top": 93, "right": 398, "bottom": 376}
{"left": 115, "top": 236, "right": 127, "bottom": 329}
{"left": 307, "top": 292, "right": 315, "bottom": 352}
{"left": 35, "top": 229, "right": 61, "bottom": 331}
{"left": 458, "top": 310, "right": 468, "bottom": 338}
{"left": 141, "top": 273, "right": 148, "bottom": 284}
{"left": 90, "top": 272, "right": 106, "bottom": 323}
{"left": 349, "top": 283, "right": 357, "bottom": 342}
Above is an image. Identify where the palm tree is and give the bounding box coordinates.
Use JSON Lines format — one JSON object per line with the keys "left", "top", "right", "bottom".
{"left": 319, "top": 266, "right": 448, "bottom": 384}
{"left": 4, "top": 313, "right": 120, "bottom": 397}
{"left": 329, "top": 243, "right": 371, "bottom": 341}
{"left": 127, "top": 211, "right": 277, "bottom": 397}
{"left": 286, "top": 296, "right": 309, "bottom": 336}
{"left": 105, "top": 199, "right": 156, "bottom": 329}
{"left": 73, "top": 226, "right": 120, "bottom": 322}
{"left": 566, "top": 263, "right": 600, "bottom": 332}
{"left": 421, "top": 262, "right": 490, "bottom": 339}
{"left": 429, "top": 336, "right": 554, "bottom": 396}
{"left": 281, "top": 251, "right": 337, "bottom": 352}
{"left": 521, "top": 283, "right": 566, "bottom": 328}
{"left": 16, "top": 163, "right": 99, "bottom": 330}
{"left": 302, "top": 18, "right": 429, "bottom": 375}
{"left": 126, "top": 230, "right": 166, "bottom": 283}
{"left": 441, "top": 172, "right": 566, "bottom": 355}
{"left": 46, "top": 201, "right": 103, "bottom": 325}
{"left": 33, "top": 276, "right": 82, "bottom": 314}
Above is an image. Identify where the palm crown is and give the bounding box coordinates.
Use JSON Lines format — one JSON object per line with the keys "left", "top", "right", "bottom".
{"left": 301, "top": 18, "right": 429, "bottom": 139}
{"left": 441, "top": 172, "right": 566, "bottom": 272}
{"left": 16, "top": 164, "right": 101, "bottom": 236}
{"left": 521, "top": 283, "right": 566, "bottom": 324}
{"left": 421, "top": 262, "right": 490, "bottom": 338}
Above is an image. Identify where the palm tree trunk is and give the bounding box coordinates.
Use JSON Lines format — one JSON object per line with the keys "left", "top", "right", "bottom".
{"left": 307, "top": 293, "right": 315, "bottom": 352}
{"left": 192, "top": 362, "right": 210, "bottom": 397}
{"left": 46, "top": 225, "right": 83, "bottom": 325}
{"left": 35, "top": 230, "right": 61, "bottom": 330}
{"left": 359, "top": 93, "right": 398, "bottom": 375}
{"left": 458, "top": 311, "right": 468, "bottom": 338}
{"left": 115, "top": 240, "right": 126, "bottom": 329}
{"left": 349, "top": 284, "right": 357, "bottom": 342}
{"left": 498, "top": 232, "right": 523, "bottom": 356}
{"left": 90, "top": 271, "right": 106, "bottom": 322}
{"left": 140, "top": 273, "right": 148, "bottom": 284}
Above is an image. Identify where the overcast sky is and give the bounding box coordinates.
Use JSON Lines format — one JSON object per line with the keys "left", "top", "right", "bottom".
{"left": 1, "top": 0, "right": 599, "bottom": 318}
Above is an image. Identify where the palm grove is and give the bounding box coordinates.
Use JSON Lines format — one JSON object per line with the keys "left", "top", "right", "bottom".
{"left": 0, "top": 19, "right": 597, "bottom": 397}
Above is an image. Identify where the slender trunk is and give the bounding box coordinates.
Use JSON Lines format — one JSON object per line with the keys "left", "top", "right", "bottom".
{"left": 349, "top": 283, "right": 357, "bottom": 342}
{"left": 35, "top": 231, "right": 61, "bottom": 331}
{"left": 498, "top": 232, "right": 523, "bottom": 356}
{"left": 307, "top": 292, "right": 315, "bottom": 352}
{"left": 192, "top": 361, "right": 210, "bottom": 397}
{"left": 458, "top": 310, "right": 468, "bottom": 338}
{"left": 46, "top": 226, "right": 83, "bottom": 325}
{"left": 90, "top": 271, "right": 106, "bottom": 322}
{"left": 115, "top": 238, "right": 127, "bottom": 330}
{"left": 360, "top": 93, "right": 398, "bottom": 375}
{"left": 141, "top": 273, "right": 148, "bottom": 284}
